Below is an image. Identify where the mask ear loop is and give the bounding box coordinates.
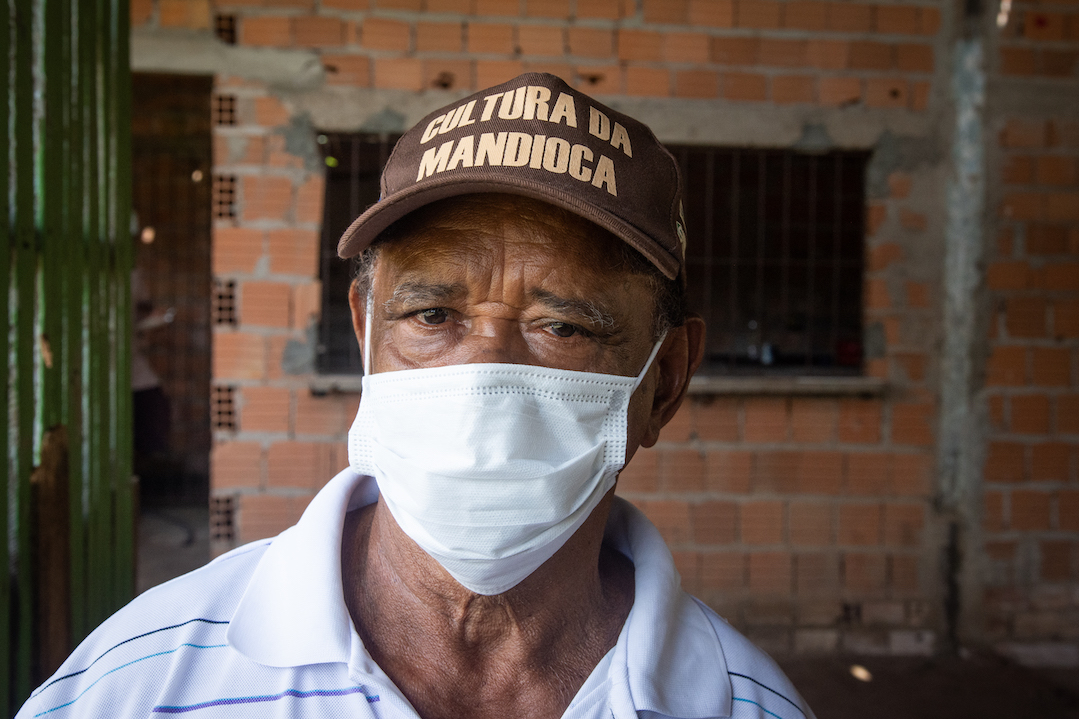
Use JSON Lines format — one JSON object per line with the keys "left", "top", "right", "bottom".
{"left": 631, "top": 331, "right": 668, "bottom": 393}
{"left": 363, "top": 290, "right": 373, "bottom": 376}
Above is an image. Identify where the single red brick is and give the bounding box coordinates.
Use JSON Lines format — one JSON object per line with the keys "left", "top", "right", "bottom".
{"left": 986, "top": 346, "right": 1027, "bottom": 387}
{"left": 1059, "top": 490, "right": 1079, "bottom": 531}
{"left": 579, "top": 65, "right": 623, "bottom": 95}
{"left": 212, "top": 441, "right": 263, "bottom": 489}
{"left": 1025, "top": 10, "right": 1067, "bottom": 41}
{"left": 241, "top": 281, "right": 292, "bottom": 328}
{"left": 988, "top": 395, "right": 1006, "bottom": 431}
{"left": 618, "top": 29, "right": 663, "bottom": 62}
{"left": 748, "top": 552, "right": 792, "bottom": 593}
{"left": 805, "top": 39, "right": 848, "bottom": 70}
{"left": 758, "top": 38, "right": 807, "bottom": 67}
{"left": 845, "top": 452, "right": 890, "bottom": 495}
{"left": 795, "top": 451, "right": 844, "bottom": 495}
{"left": 1028, "top": 225, "right": 1071, "bottom": 255}
{"left": 254, "top": 96, "right": 290, "bottom": 127}
{"left": 689, "top": 0, "right": 733, "bottom": 25}
{"left": 617, "top": 446, "right": 660, "bottom": 492}
{"left": 843, "top": 552, "right": 887, "bottom": 592}
{"left": 865, "top": 77, "right": 909, "bottom": 109}
{"left": 475, "top": 60, "right": 526, "bottom": 88}
{"left": 838, "top": 503, "right": 882, "bottom": 545}
{"left": 292, "top": 281, "right": 320, "bottom": 330}
{"left": 1000, "top": 119, "right": 1048, "bottom": 149}
{"left": 1042, "top": 50, "right": 1079, "bottom": 79}
{"left": 987, "top": 261, "right": 1033, "bottom": 290}
{"left": 1012, "top": 490, "right": 1052, "bottom": 530}
{"left": 890, "top": 555, "right": 919, "bottom": 593}
{"left": 696, "top": 398, "right": 739, "bottom": 441}
{"left": 848, "top": 41, "right": 892, "bottom": 71}
{"left": 240, "top": 386, "right": 291, "bottom": 433}
{"left": 130, "top": 0, "right": 152, "bottom": 26}
{"left": 784, "top": 0, "right": 828, "bottom": 30}
{"left": 636, "top": 499, "right": 693, "bottom": 545}
{"left": 1006, "top": 297, "right": 1048, "bottom": 338}
{"left": 374, "top": 57, "right": 424, "bottom": 91}
{"left": 884, "top": 504, "right": 923, "bottom": 547}
{"left": 568, "top": 26, "right": 614, "bottom": 58}
{"left": 838, "top": 399, "right": 882, "bottom": 444}
{"left": 675, "top": 69, "right": 720, "bottom": 98}
{"left": 242, "top": 175, "right": 292, "bottom": 221}
{"left": 293, "top": 16, "right": 345, "bottom": 48}
{"left": 1045, "top": 193, "right": 1079, "bottom": 223}
{"left": 239, "top": 493, "right": 312, "bottom": 543}
{"left": 1041, "top": 541, "right": 1073, "bottom": 582}
{"left": 984, "top": 491, "right": 1005, "bottom": 530}
{"left": 424, "top": 59, "right": 474, "bottom": 92}
{"left": 415, "top": 21, "right": 463, "bottom": 53}
{"left": 294, "top": 391, "right": 352, "bottom": 436}
{"left": 1044, "top": 262, "right": 1079, "bottom": 291}
{"left": 744, "top": 398, "right": 789, "bottom": 442}
{"left": 266, "top": 228, "right": 319, "bottom": 278}
{"left": 891, "top": 402, "right": 935, "bottom": 446}
{"left": 1000, "top": 47, "right": 1037, "bottom": 76}
{"left": 1011, "top": 394, "right": 1052, "bottom": 434}
{"left": 866, "top": 277, "right": 891, "bottom": 310}
{"left": 361, "top": 17, "right": 411, "bottom": 51}
{"left": 625, "top": 66, "right": 670, "bottom": 96}
{"left": 905, "top": 281, "right": 930, "bottom": 308}
{"left": 895, "top": 43, "right": 934, "bottom": 72}
{"left": 1031, "top": 347, "right": 1071, "bottom": 386}
{"left": 985, "top": 441, "right": 1027, "bottom": 483}
{"left": 1032, "top": 442, "right": 1073, "bottom": 484}
{"left": 712, "top": 36, "right": 759, "bottom": 65}
{"left": 790, "top": 398, "right": 837, "bottom": 443}
{"left": 795, "top": 553, "right": 841, "bottom": 595}
{"left": 894, "top": 352, "right": 927, "bottom": 383}
{"left": 1056, "top": 299, "right": 1079, "bottom": 339}
{"left": 875, "top": 4, "right": 920, "bottom": 34}
{"left": 577, "top": 0, "right": 625, "bottom": 19}
{"left": 213, "top": 227, "right": 263, "bottom": 274}
{"left": 700, "top": 552, "right": 746, "bottom": 590}
{"left": 664, "top": 32, "right": 711, "bottom": 63}
{"left": 267, "top": 440, "right": 335, "bottom": 490}
{"left": 294, "top": 175, "right": 324, "bottom": 224}
{"left": 517, "top": 25, "right": 563, "bottom": 56}
{"left": 828, "top": 1, "right": 873, "bottom": 32}
{"left": 691, "top": 501, "right": 738, "bottom": 545}
{"left": 737, "top": 0, "right": 782, "bottom": 29}
{"left": 741, "top": 501, "right": 784, "bottom": 545}
{"left": 887, "top": 171, "right": 912, "bottom": 199}
{"left": 159, "top": 0, "right": 210, "bottom": 29}
{"left": 661, "top": 448, "right": 707, "bottom": 492}
{"left": 705, "top": 450, "right": 753, "bottom": 493}
{"left": 771, "top": 75, "right": 815, "bottom": 104}
{"left": 789, "top": 502, "right": 833, "bottom": 545}
{"left": 643, "top": 0, "right": 689, "bottom": 23}
{"left": 466, "top": 22, "right": 514, "bottom": 54}
{"left": 524, "top": 0, "right": 570, "bottom": 15}
{"left": 753, "top": 451, "right": 800, "bottom": 494}
{"left": 818, "top": 76, "right": 861, "bottom": 106}
{"left": 214, "top": 331, "right": 267, "bottom": 380}
{"left": 868, "top": 242, "right": 902, "bottom": 271}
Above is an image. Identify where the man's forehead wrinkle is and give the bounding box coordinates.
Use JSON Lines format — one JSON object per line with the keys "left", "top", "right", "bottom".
{"left": 384, "top": 280, "right": 468, "bottom": 309}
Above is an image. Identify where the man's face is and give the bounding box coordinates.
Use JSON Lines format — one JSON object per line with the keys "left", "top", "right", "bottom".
{"left": 358, "top": 194, "right": 659, "bottom": 380}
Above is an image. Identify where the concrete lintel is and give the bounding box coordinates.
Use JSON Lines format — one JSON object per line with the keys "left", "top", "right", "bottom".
{"left": 131, "top": 28, "right": 325, "bottom": 90}
{"left": 284, "top": 86, "right": 938, "bottom": 148}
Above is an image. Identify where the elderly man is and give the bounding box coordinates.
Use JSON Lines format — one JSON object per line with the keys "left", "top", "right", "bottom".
{"left": 20, "top": 74, "right": 814, "bottom": 719}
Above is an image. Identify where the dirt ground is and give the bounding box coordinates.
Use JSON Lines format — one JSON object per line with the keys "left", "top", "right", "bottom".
{"left": 778, "top": 652, "right": 1079, "bottom": 719}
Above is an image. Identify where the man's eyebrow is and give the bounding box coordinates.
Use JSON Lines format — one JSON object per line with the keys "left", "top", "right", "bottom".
{"left": 529, "top": 288, "right": 616, "bottom": 330}
{"left": 384, "top": 281, "right": 467, "bottom": 309}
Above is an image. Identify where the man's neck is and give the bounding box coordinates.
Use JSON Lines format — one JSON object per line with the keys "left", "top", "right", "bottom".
{"left": 340, "top": 490, "right": 634, "bottom": 719}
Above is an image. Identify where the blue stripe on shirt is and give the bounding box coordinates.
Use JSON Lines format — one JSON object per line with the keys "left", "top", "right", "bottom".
{"left": 152, "top": 687, "right": 380, "bottom": 713}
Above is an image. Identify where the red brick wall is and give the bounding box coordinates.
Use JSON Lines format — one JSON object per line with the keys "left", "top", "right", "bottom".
{"left": 984, "top": 112, "right": 1079, "bottom": 644}
{"left": 133, "top": 0, "right": 956, "bottom": 652}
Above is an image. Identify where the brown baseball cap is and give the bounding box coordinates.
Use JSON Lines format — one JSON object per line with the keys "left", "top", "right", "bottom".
{"left": 337, "top": 72, "right": 687, "bottom": 281}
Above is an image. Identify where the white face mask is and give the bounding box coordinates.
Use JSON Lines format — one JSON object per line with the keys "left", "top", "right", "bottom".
{"left": 347, "top": 302, "right": 664, "bottom": 595}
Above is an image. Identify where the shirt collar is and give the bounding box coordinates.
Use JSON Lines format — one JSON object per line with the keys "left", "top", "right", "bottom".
{"left": 227, "top": 469, "right": 731, "bottom": 718}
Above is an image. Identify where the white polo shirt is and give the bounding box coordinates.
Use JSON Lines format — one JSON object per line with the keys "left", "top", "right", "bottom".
{"left": 20, "top": 469, "right": 815, "bottom": 719}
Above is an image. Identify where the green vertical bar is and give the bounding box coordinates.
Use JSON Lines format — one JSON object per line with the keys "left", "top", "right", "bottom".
{"left": 1, "top": 0, "right": 11, "bottom": 712}
{"left": 13, "top": 0, "right": 37, "bottom": 702}
{"left": 66, "top": 0, "right": 88, "bottom": 647}
{"left": 110, "top": 0, "right": 134, "bottom": 607}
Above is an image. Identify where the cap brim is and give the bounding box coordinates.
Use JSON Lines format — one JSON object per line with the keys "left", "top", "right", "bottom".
{"left": 336, "top": 174, "right": 681, "bottom": 281}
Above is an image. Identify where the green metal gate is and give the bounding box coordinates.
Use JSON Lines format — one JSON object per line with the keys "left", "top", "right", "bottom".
{"left": 4, "top": 0, "right": 133, "bottom": 712}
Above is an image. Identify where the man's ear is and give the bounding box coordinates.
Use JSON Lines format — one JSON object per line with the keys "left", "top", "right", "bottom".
{"left": 640, "top": 315, "right": 706, "bottom": 448}
{"left": 348, "top": 279, "right": 366, "bottom": 365}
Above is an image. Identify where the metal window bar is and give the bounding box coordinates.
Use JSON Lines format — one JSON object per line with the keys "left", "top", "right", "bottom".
{"left": 316, "top": 132, "right": 402, "bottom": 374}
{"left": 668, "top": 145, "right": 868, "bottom": 375}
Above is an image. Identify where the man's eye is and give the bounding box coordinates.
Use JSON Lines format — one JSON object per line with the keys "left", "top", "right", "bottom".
{"left": 416, "top": 308, "right": 449, "bottom": 325}
{"left": 547, "top": 322, "right": 578, "bottom": 338}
